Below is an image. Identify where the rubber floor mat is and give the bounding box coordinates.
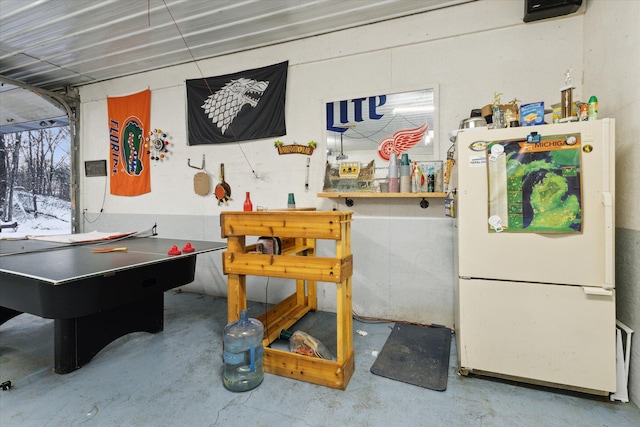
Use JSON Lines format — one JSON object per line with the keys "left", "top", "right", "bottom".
{"left": 370, "top": 322, "right": 451, "bottom": 391}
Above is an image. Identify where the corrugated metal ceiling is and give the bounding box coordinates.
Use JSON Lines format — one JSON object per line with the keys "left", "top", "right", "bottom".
{"left": 0, "top": 0, "right": 472, "bottom": 133}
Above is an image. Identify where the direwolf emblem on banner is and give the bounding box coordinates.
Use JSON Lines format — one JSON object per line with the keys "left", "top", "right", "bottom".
{"left": 202, "top": 78, "right": 269, "bottom": 134}
{"left": 186, "top": 61, "right": 287, "bottom": 144}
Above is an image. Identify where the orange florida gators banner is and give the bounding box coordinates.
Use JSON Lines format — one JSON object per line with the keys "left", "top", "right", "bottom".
{"left": 107, "top": 89, "right": 151, "bottom": 196}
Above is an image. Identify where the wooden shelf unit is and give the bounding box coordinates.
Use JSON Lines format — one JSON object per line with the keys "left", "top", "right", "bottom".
{"left": 220, "top": 210, "right": 354, "bottom": 390}
{"left": 317, "top": 192, "right": 447, "bottom": 198}
{"left": 318, "top": 191, "right": 447, "bottom": 208}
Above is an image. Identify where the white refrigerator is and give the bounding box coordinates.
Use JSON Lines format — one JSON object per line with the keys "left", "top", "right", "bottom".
{"left": 454, "top": 119, "right": 616, "bottom": 396}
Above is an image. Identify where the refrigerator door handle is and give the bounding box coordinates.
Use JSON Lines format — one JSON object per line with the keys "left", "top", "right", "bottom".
{"left": 582, "top": 286, "right": 613, "bottom": 296}
{"left": 602, "top": 192, "right": 614, "bottom": 290}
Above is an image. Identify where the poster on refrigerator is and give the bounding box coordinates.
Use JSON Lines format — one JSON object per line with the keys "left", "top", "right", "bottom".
{"left": 486, "top": 133, "right": 582, "bottom": 233}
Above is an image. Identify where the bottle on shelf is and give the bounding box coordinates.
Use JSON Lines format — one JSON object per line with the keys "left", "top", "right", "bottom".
{"left": 400, "top": 153, "right": 411, "bottom": 192}
{"left": 427, "top": 166, "right": 435, "bottom": 193}
{"left": 411, "top": 161, "right": 423, "bottom": 193}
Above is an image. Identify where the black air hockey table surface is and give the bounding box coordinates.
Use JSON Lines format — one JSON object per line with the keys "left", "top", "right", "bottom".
{"left": 0, "top": 236, "right": 225, "bottom": 373}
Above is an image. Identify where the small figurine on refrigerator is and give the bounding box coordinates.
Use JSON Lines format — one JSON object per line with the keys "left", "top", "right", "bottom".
{"left": 505, "top": 98, "right": 520, "bottom": 127}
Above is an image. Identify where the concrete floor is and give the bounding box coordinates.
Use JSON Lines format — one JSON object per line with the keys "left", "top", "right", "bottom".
{"left": 1, "top": 291, "right": 639, "bottom": 427}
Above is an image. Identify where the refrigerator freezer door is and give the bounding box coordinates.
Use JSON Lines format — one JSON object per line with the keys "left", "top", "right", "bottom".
{"left": 457, "top": 278, "right": 617, "bottom": 394}
{"left": 456, "top": 119, "right": 615, "bottom": 288}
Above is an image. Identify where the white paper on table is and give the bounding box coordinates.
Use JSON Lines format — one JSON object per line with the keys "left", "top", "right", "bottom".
{"left": 28, "top": 230, "right": 136, "bottom": 243}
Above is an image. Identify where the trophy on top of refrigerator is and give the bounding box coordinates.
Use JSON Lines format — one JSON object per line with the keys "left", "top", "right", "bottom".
{"left": 560, "top": 67, "right": 577, "bottom": 122}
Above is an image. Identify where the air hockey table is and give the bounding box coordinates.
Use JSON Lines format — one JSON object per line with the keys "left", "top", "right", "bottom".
{"left": 0, "top": 236, "right": 226, "bottom": 374}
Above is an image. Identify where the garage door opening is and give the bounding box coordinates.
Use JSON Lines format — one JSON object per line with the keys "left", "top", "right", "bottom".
{"left": 1, "top": 126, "right": 71, "bottom": 237}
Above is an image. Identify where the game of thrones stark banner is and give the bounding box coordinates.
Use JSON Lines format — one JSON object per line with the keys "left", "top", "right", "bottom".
{"left": 107, "top": 89, "right": 151, "bottom": 196}
{"left": 186, "top": 61, "right": 288, "bottom": 144}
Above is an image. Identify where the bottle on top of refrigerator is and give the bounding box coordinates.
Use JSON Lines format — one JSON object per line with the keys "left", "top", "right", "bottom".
{"left": 588, "top": 96, "right": 598, "bottom": 120}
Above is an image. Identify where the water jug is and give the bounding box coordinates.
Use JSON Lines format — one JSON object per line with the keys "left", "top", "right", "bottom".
{"left": 222, "top": 310, "right": 264, "bottom": 392}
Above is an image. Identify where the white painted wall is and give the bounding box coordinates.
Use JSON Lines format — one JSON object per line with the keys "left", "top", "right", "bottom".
{"left": 584, "top": 0, "right": 640, "bottom": 232}
{"left": 79, "top": 0, "right": 583, "bottom": 326}
{"left": 584, "top": 0, "right": 640, "bottom": 408}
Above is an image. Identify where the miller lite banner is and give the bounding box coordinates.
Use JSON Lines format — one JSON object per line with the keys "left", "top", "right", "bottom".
{"left": 186, "top": 61, "right": 288, "bottom": 144}
{"left": 325, "top": 88, "right": 437, "bottom": 161}
{"left": 107, "top": 89, "right": 151, "bottom": 196}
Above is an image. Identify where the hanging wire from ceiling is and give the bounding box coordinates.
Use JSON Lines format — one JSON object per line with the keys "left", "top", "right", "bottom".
{"left": 159, "top": 0, "right": 259, "bottom": 178}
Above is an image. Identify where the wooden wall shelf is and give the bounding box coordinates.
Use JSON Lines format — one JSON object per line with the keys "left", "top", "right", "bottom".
{"left": 317, "top": 192, "right": 447, "bottom": 208}
{"left": 220, "top": 210, "right": 354, "bottom": 390}
{"left": 317, "top": 192, "right": 447, "bottom": 198}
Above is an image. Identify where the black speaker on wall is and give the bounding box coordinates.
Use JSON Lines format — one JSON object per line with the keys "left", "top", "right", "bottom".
{"left": 524, "top": 0, "right": 583, "bottom": 23}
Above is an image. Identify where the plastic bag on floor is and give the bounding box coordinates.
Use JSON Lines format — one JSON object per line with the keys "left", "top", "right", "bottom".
{"left": 281, "top": 329, "right": 334, "bottom": 360}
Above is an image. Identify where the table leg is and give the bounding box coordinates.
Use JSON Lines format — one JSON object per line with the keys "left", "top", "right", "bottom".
{"left": 54, "top": 292, "right": 164, "bottom": 374}
{"left": 0, "top": 307, "right": 23, "bottom": 325}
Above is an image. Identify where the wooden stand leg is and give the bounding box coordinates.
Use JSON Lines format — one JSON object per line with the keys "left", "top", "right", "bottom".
{"left": 336, "top": 278, "right": 353, "bottom": 363}
{"left": 227, "top": 273, "right": 246, "bottom": 323}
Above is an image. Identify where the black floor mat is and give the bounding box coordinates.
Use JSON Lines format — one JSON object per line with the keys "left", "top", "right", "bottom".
{"left": 370, "top": 322, "right": 451, "bottom": 391}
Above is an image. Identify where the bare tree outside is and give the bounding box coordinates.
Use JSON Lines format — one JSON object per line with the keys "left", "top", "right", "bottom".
{"left": 1, "top": 127, "right": 71, "bottom": 233}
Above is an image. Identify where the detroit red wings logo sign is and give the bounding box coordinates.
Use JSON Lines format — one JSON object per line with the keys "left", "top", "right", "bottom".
{"left": 201, "top": 78, "right": 269, "bottom": 135}
{"left": 377, "top": 123, "right": 429, "bottom": 161}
